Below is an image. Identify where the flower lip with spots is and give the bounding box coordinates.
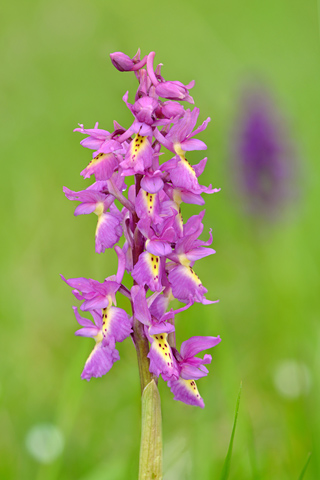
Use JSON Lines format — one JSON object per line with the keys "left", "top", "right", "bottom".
{"left": 167, "top": 335, "right": 221, "bottom": 407}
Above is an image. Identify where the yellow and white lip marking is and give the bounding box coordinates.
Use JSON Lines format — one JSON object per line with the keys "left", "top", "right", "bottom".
{"left": 143, "top": 191, "right": 156, "bottom": 215}
{"left": 173, "top": 144, "right": 197, "bottom": 183}
{"left": 174, "top": 143, "right": 185, "bottom": 157}
{"left": 90, "top": 152, "right": 108, "bottom": 165}
{"left": 94, "top": 202, "right": 104, "bottom": 216}
{"left": 151, "top": 333, "right": 174, "bottom": 367}
{"left": 130, "top": 134, "right": 148, "bottom": 162}
{"left": 182, "top": 378, "right": 201, "bottom": 400}
{"left": 93, "top": 305, "right": 114, "bottom": 343}
{"left": 180, "top": 156, "right": 196, "bottom": 178}
{"left": 102, "top": 307, "right": 112, "bottom": 337}
{"left": 95, "top": 209, "right": 106, "bottom": 239}
{"left": 173, "top": 189, "right": 182, "bottom": 206}
{"left": 178, "top": 253, "right": 190, "bottom": 267}
{"left": 185, "top": 265, "right": 202, "bottom": 288}
{"left": 93, "top": 331, "right": 103, "bottom": 343}
{"left": 147, "top": 253, "right": 160, "bottom": 281}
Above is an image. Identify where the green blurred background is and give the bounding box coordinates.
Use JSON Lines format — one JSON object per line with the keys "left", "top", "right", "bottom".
{"left": 1, "top": 0, "right": 319, "bottom": 478}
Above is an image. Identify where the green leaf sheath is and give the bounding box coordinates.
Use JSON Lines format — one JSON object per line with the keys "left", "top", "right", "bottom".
{"left": 139, "top": 380, "right": 163, "bottom": 480}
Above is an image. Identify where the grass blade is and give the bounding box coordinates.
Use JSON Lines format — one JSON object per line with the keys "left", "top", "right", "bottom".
{"left": 298, "top": 452, "right": 312, "bottom": 480}
{"left": 220, "top": 382, "right": 242, "bottom": 480}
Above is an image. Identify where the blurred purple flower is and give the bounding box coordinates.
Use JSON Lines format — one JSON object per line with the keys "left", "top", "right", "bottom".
{"left": 233, "top": 85, "right": 297, "bottom": 219}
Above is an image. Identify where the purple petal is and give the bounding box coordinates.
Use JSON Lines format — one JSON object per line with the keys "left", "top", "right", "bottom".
{"left": 114, "top": 245, "right": 126, "bottom": 284}
{"left": 74, "top": 124, "right": 110, "bottom": 139}
{"left": 80, "top": 138, "right": 104, "bottom": 150}
{"left": 81, "top": 153, "right": 118, "bottom": 180}
{"left": 180, "top": 190, "right": 205, "bottom": 205}
{"left": 134, "top": 96, "right": 158, "bottom": 125}
{"left": 168, "top": 265, "right": 208, "bottom": 304}
{"left": 81, "top": 342, "right": 120, "bottom": 381}
{"left": 167, "top": 377, "right": 204, "bottom": 408}
{"left": 149, "top": 294, "right": 170, "bottom": 320}
{"left": 146, "top": 240, "right": 172, "bottom": 257}
{"left": 61, "top": 275, "right": 93, "bottom": 294}
{"left": 193, "top": 158, "right": 207, "bottom": 177}
{"left": 74, "top": 203, "right": 97, "bottom": 216}
{"left": 148, "top": 333, "right": 179, "bottom": 380}
{"left": 180, "top": 139, "right": 207, "bottom": 151}
{"left": 160, "top": 101, "right": 185, "bottom": 119}
{"left": 75, "top": 327, "right": 100, "bottom": 338}
{"left": 169, "top": 157, "right": 199, "bottom": 191}
{"left": 141, "top": 175, "right": 164, "bottom": 194}
{"left": 110, "top": 52, "right": 135, "bottom": 71}
{"left": 132, "top": 251, "right": 162, "bottom": 292}
{"left": 135, "top": 189, "right": 162, "bottom": 224}
{"left": 161, "top": 296, "right": 194, "bottom": 322}
{"left": 72, "top": 289, "right": 84, "bottom": 301}
{"left": 190, "top": 117, "right": 211, "bottom": 137}
{"left": 63, "top": 186, "right": 103, "bottom": 204}
{"left": 131, "top": 285, "right": 151, "bottom": 326}
{"left": 121, "top": 134, "right": 153, "bottom": 173}
{"left": 91, "top": 310, "right": 103, "bottom": 329}
{"left": 101, "top": 306, "right": 132, "bottom": 344}
{"left": 186, "top": 247, "right": 215, "bottom": 262}
{"left": 81, "top": 295, "right": 110, "bottom": 311}
{"left": 149, "top": 322, "right": 175, "bottom": 335}
{"left": 167, "top": 109, "right": 196, "bottom": 144}
{"left": 180, "top": 364, "right": 209, "bottom": 380}
{"left": 153, "top": 128, "right": 175, "bottom": 152}
{"left": 95, "top": 213, "right": 122, "bottom": 254}
{"left": 155, "top": 81, "right": 194, "bottom": 103}
{"left": 72, "top": 306, "right": 95, "bottom": 328}
{"left": 180, "top": 336, "right": 221, "bottom": 359}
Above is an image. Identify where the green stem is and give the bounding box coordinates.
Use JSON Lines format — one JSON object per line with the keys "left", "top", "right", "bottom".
{"left": 132, "top": 298, "right": 163, "bottom": 480}
{"left": 132, "top": 172, "right": 163, "bottom": 479}
{"left": 133, "top": 318, "right": 153, "bottom": 392}
{"left": 139, "top": 380, "right": 163, "bottom": 480}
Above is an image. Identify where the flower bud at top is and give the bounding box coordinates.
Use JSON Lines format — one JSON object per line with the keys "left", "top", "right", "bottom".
{"left": 155, "top": 80, "right": 195, "bottom": 103}
{"left": 110, "top": 52, "right": 135, "bottom": 72}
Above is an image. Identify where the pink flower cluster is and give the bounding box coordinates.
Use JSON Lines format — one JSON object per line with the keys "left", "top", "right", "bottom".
{"left": 62, "top": 50, "right": 221, "bottom": 407}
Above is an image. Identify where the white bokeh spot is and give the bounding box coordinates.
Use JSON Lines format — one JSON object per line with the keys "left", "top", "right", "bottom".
{"left": 25, "top": 423, "right": 64, "bottom": 464}
{"left": 273, "top": 359, "right": 311, "bottom": 399}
